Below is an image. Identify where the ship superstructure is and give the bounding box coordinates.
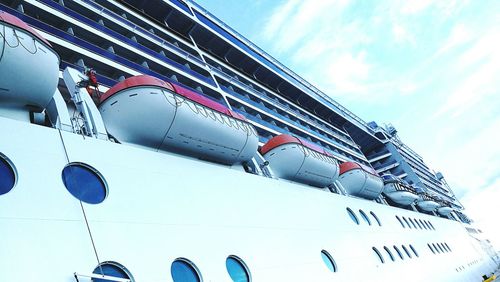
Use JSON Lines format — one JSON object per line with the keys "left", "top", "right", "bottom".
{"left": 0, "top": 0, "right": 498, "bottom": 281}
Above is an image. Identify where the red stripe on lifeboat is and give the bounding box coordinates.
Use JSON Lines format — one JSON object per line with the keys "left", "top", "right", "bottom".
{"left": 260, "top": 134, "right": 331, "bottom": 156}
{"left": 0, "top": 11, "right": 51, "bottom": 47}
{"left": 100, "top": 75, "right": 247, "bottom": 121}
{"left": 339, "top": 161, "right": 378, "bottom": 176}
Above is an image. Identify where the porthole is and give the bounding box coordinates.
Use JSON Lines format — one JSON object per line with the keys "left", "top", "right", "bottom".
{"left": 422, "top": 220, "right": 430, "bottom": 230}
{"left": 372, "top": 247, "right": 385, "bottom": 264}
{"left": 442, "top": 243, "right": 449, "bottom": 252}
{"left": 437, "top": 243, "right": 444, "bottom": 253}
{"left": 61, "top": 163, "right": 107, "bottom": 204}
{"left": 432, "top": 243, "right": 440, "bottom": 253}
{"left": 226, "top": 255, "right": 251, "bottom": 282}
{"left": 346, "top": 208, "right": 359, "bottom": 225}
{"left": 171, "top": 258, "right": 202, "bottom": 282}
{"left": 428, "top": 243, "right": 435, "bottom": 254}
{"left": 0, "top": 153, "right": 16, "bottom": 196}
{"left": 402, "top": 245, "right": 412, "bottom": 258}
{"left": 396, "top": 216, "right": 405, "bottom": 228}
{"left": 370, "top": 211, "right": 382, "bottom": 226}
{"left": 408, "top": 218, "right": 417, "bottom": 229}
{"left": 402, "top": 217, "right": 411, "bottom": 229}
{"left": 419, "top": 219, "right": 427, "bottom": 230}
{"left": 320, "top": 250, "right": 337, "bottom": 273}
{"left": 92, "top": 261, "right": 134, "bottom": 282}
{"left": 414, "top": 219, "right": 422, "bottom": 229}
{"left": 445, "top": 243, "right": 452, "bottom": 252}
{"left": 393, "top": 246, "right": 404, "bottom": 260}
{"left": 428, "top": 221, "right": 435, "bottom": 230}
{"left": 383, "top": 246, "right": 395, "bottom": 261}
{"left": 410, "top": 245, "right": 419, "bottom": 257}
{"left": 359, "top": 210, "right": 371, "bottom": 226}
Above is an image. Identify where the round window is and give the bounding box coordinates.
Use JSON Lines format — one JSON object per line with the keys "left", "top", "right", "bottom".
{"left": 372, "top": 247, "right": 384, "bottom": 264}
{"left": 396, "top": 216, "right": 405, "bottom": 228}
{"left": 321, "top": 250, "right": 337, "bottom": 273}
{"left": 226, "top": 255, "right": 251, "bottom": 282}
{"left": 171, "top": 258, "right": 202, "bottom": 282}
{"left": 370, "top": 211, "right": 382, "bottom": 226}
{"left": 0, "top": 153, "right": 16, "bottom": 195}
{"left": 61, "top": 163, "right": 107, "bottom": 204}
{"left": 92, "top": 261, "right": 134, "bottom": 282}
{"left": 359, "top": 210, "right": 371, "bottom": 225}
{"left": 402, "top": 245, "right": 412, "bottom": 258}
{"left": 346, "top": 208, "right": 359, "bottom": 225}
{"left": 383, "top": 246, "right": 395, "bottom": 261}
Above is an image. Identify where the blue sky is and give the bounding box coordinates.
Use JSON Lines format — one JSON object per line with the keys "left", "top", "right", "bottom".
{"left": 196, "top": 0, "right": 500, "bottom": 244}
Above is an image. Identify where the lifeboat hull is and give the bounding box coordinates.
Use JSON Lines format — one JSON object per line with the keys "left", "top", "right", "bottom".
{"left": 0, "top": 12, "right": 59, "bottom": 110}
{"left": 384, "top": 191, "right": 419, "bottom": 206}
{"left": 261, "top": 136, "right": 339, "bottom": 188}
{"left": 437, "top": 207, "right": 454, "bottom": 216}
{"left": 99, "top": 76, "right": 258, "bottom": 165}
{"left": 338, "top": 162, "right": 384, "bottom": 200}
{"left": 417, "top": 200, "right": 441, "bottom": 211}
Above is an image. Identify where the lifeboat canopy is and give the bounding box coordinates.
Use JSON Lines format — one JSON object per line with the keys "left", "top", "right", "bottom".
{"left": 416, "top": 193, "right": 441, "bottom": 212}
{"left": 381, "top": 174, "right": 419, "bottom": 206}
{"left": 338, "top": 162, "right": 383, "bottom": 200}
{"left": 260, "top": 134, "right": 339, "bottom": 188}
{"left": 0, "top": 11, "right": 59, "bottom": 114}
{"left": 99, "top": 75, "right": 259, "bottom": 165}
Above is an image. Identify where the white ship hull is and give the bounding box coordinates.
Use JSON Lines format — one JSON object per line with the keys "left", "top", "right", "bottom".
{"left": 0, "top": 116, "right": 497, "bottom": 282}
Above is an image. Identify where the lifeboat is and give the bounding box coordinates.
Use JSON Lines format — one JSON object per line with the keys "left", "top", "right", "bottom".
{"left": 0, "top": 11, "right": 59, "bottom": 111}
{"left": 437, "top": 206, "right": 454, "bottom": 216}
{"left": 381, "top": 174, "right": 419, "bottom": 206}
{"left": 260, "top": 134, "right": 339, "bottom": 188}
{"left": 338, "top": 162, "right": 384, "bottom": 200}
{"left": 416, "top": 193, "right": 441, "bottom": 212}
{"left": 99, "top": 75, "right": 259, "bottom": 165}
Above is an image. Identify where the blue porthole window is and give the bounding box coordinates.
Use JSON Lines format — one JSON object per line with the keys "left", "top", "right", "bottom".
{"left": 402, "top": 217, "right": 411, "bottom": 229}
{"left": 92, "top": 261, "right": 134, "bottom": 282}
{"left": 226, "top": 255, "right": 251, "bottom": 282}
{"left": 61, "top": 163, "right": 107, "bottom": 204}
{"left": 402, "top": 245, "right": 412, "bottom": 259}
{"left": 171, "top": 258, "right": 202, "bottom": 282}
{"left": 359, "top": 210, "right": 371, "bottom": 225}
{"left": 410, "top": 244, "right": 419, "bottom": 257}
{"left": 396, "top": 216, "right": 405, "bottom": 228}
{"left": 370, "top": 211, "right": 382, "bottom": 226}
{"left": 384, "top": 246, "right": 395, "bottom": 261}
{"left": 393, "top": 246, "right": 404, "bottom": 260}
{"left": 372, "top": 247, "right": 384, "bottom": 264}
{"left": 320, "top": 250, "right": 337, "bottom": 273}
{"left": 0, "top": 153, "right": 16, "bottom": 195}
{"left": 346, "top": 207, "right": 359, "bottom": 225}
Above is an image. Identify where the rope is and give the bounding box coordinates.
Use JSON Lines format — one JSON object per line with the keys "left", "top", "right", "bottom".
{"left": 57, "top": 130, "right": 103, "bottom": 276}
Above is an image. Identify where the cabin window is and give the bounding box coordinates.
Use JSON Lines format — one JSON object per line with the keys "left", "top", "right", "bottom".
{"left": 408, "top": 218, "right": 417, "bottom": 229}
{"left": 402, "top": 245, "right": 412, "bottom": 259}
{"left": 320, "top": 250, "right": 337, "bottom": 273}
{"left": 433, "top": 243, "right": 440, "bottom": 253}
{"left": 0, "top": 153, "right": 16, "bottom": 196}
{"left": 226, "top": 255, "right": 251, "bottom": 282}
{"left": 171, "top": 258, "right": 202, "bottom": 282}
{"left": 61, "top": 163, "right": 107, "bottom": 204}
{"left": 410, "top": 245, "right": 419, "bottom": 257}
{"left": 402, "top": 217, "right": 411, "bottom": 229}
{"left": 428, "top": 221, "right": 435, "bottom": 230}
{"left": 445, "top": 243, "right": 452, "bottom": 252}
{"left": 414, "top": 219, "right": 422, "bottom": 229}
{"left": 437, "top": 243, "right": 445, "bottom": 253}
{"left": 346, "top": 208, "right": 359, "bottom": 225}
{"left": 372, "top": 247, "right": 385, "bottom": 264}
{"left": 359, "top": 210, "right": 371, "bottom": 226}
{"left": 393, "top": 246, "right": 404, "bottom": 260}
{"left": 395, "top": 216, "right": 405, "bottom": 228}
{"left": 92, "top": 261, "right": 134, "bottom": 282}
{"left": 370, "top": 211, "right": 382, "bottom": 226}
{"left": 428, "top": 243, "right": 435, "bottom": 254}
{"left": 383, "top": 246, "right": 395, "bottom": 261}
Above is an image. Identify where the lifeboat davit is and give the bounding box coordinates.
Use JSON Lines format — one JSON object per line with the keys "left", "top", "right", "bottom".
{"left": 99, "top": 75, "right": 259, "bottom": 165}
{"left": 0, "top": 11, "right": 59, "bottom": 110}
{"left": 416, "top": 193, "right": 441, "bottom": 212}
{"left": 381, "top": 174, "right": 419, "bottom": 206}
{"left": 260, "top": 134, "right": 339, "bottom": 188}
{"left": 338, "top": 162, "right": 384, "bottom": 200}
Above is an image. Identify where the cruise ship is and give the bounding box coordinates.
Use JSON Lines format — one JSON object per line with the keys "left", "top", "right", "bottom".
{"left": 0, "top": 0, "right": 498, "bottom": 281}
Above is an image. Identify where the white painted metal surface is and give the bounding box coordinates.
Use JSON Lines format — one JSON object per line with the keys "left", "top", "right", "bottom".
{"left": 0, "top": 116, "right": 497, "bottom": 282}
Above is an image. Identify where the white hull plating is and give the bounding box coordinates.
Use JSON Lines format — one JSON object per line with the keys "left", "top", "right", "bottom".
{"left": 417, "top": 200, "right": 441, "bottom": 212}
{"left": 0, "top": 20, "right": 59, "bottom": 111}
{"left": 1, "top": 117, "right": 496, "bottom": 282}
{"left": 385, "top": 191, "right": 420, "bottom": 206}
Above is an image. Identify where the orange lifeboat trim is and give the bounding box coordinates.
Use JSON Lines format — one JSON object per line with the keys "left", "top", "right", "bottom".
{"left": 339, "top": 161, "right": 378, "bottom": 176}
{"left": 260, "top": 134, "right": 332, "bottom": 157}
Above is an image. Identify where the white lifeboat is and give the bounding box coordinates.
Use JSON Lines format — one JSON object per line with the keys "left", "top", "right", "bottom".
{"left": 99, "top": 75, "right": 259, "bottom": 165}
{"left": 260, "top": 134, "right": 339, "bottom": 188}
{"left": 0, "top": 11, "right": 59, "bottom": 112}
{"left": 338, "top": 162, "right": 384, "bottom": 200}
{"left": 381, "top": 174, "right": 419, "bottom": 206}
{"left": 437, "top": 206, "right": 454, "bottom": 216}
{"left": 416, "top": 193, "right": 441, "bottom": 212}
